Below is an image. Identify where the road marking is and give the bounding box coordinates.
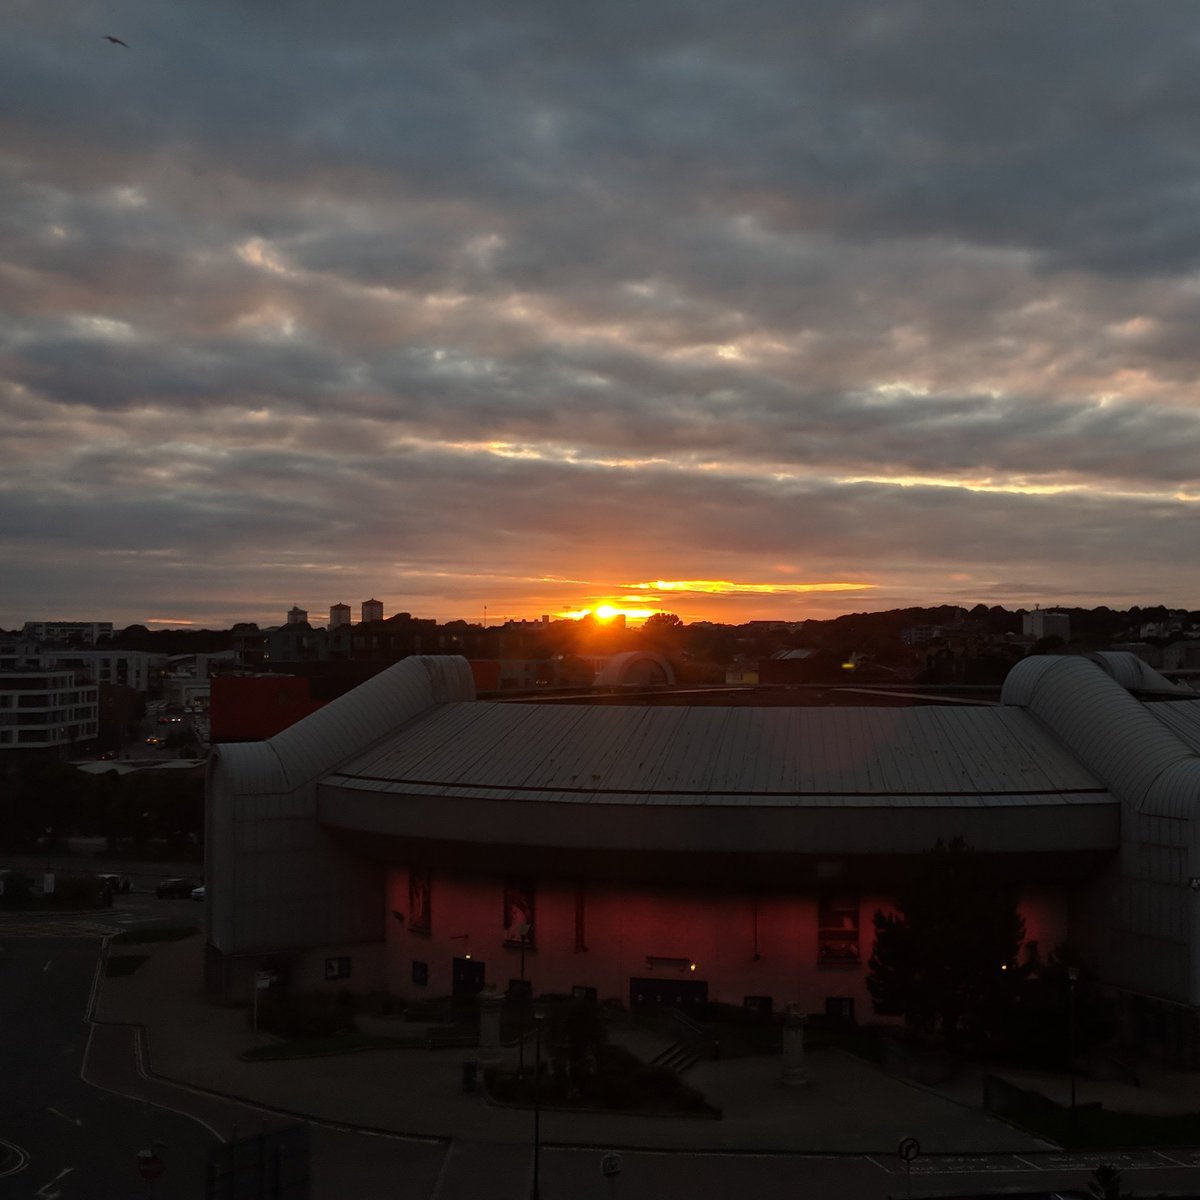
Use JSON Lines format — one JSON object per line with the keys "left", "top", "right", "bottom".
{"left": 82, "top": 1023, "right": 227, "bottom": 1144}
{"left": 47, "top": 1107, "right": 83, "bottom": 1127}
{"left": 44, "top": 959, "right": 52, "bottom": 971}
{"left": 0, "top": 1137, "right": 29, "bottom": 1178}
{"left": 35, "top": 1166, "right": 73, "bottom": 1197}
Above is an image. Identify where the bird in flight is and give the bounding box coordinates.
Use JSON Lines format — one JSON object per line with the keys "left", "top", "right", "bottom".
{"left": 103, "top": 35, "right": 129, "bottom": 47}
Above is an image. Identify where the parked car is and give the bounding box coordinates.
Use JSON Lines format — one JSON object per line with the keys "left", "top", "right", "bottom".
{"left": 155, "top": 877, "right": 198, "bottom": 899}
{"left": 97, "top": 873, "right": 131, "bottom": 894}
{"left": 191, "top": 884, "right": 206, "bottom": 902}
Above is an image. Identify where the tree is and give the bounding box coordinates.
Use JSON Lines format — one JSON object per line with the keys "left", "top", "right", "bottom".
{"left": 867, "top": 838, "right": 1025, "bottom": 1045}
{"left": 643, "top": 612, "right": 683, "bottom": 632}
{"left": 1087, "top": 1164, "right": 1131, "bottom": 1200}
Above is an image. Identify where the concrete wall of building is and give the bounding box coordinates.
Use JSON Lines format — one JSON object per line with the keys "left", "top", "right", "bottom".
{"left": 205, "top": 656, "right": 476, "bottom": 979}
{"left": 382, "top": 865, "right": 1068, "bottom": 1018}
{"left": 206, "top": 755, "right": 385, "bottom": 958}
{"left": 1003, "top": 654, "right": 1200, "bottom": 1008}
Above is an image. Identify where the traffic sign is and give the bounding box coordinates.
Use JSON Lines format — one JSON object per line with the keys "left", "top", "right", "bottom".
{"left": 136, "top": 1149, "right": 164, "bottom": 1181}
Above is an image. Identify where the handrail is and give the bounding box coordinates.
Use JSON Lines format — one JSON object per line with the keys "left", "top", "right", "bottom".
{"left": 665, "top": 1006, "right": 720, "bottom": 1060}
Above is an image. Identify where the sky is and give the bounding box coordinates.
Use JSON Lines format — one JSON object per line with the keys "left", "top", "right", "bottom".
{"left": 4, "top": 2, "right": 1200, "bottom": 630}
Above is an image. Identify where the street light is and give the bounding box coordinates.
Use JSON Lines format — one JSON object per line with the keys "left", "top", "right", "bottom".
{"left": 1067, "top": 966, "right": 1080, "bottom": 1134}
{"left": 531, "top": 1005, "right": 545, "bottom": 1200}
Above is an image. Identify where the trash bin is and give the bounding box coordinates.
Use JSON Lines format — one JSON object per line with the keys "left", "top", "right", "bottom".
{"left": 461, "top": 1060, "right": 478, "bottom": 1093}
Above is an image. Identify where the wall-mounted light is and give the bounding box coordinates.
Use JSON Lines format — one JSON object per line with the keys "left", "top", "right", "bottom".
{"left": 688, "top": 963, "right": 697, "bottom": 973}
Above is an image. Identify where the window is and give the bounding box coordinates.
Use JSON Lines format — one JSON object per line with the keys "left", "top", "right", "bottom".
{"left": 817, "top": 893, "right": 860, "bottom": 963}
{"left": 825, "top": 996, "right": 856, "bottom": 1024}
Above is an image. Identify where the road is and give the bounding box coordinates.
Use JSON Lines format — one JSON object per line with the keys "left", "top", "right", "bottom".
{"left": 0, "top": 935, "right": 214, "bottom": 1198}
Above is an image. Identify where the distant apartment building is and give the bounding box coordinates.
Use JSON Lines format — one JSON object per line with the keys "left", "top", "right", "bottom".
{"left": 286, "top": 606, "right": 309, "bottom": 626}
{"left": 901, "top": 624, "right": 946, "bottom": 646}
{"left": 21, "top": 621, "right": 113, "bottom": 646}
{"left": 329, "top": 603, "right": 352, "bottom": 629}
{"left": 0, "top": 641, "right": 162, "bottom": 694}
{"left": 361, "top": 598, "right": 384, "bottom": 624}
{"left": 0, "top": 669, "right": 98, "bottom": 751}
{"left": 41, "top": 649, "right": 162, "bottom": 693}
{"left": 1022, "top": 610, "right": 1071, "bottom": 641}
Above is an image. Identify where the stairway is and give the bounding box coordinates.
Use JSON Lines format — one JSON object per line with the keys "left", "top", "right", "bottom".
{"left": 650, "top": 1040, "right": 700, "bottom": 1074}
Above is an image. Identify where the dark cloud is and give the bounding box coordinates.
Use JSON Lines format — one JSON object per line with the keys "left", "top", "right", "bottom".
{"left": 2, "top": 1, "right": 1199, "bottom": 624}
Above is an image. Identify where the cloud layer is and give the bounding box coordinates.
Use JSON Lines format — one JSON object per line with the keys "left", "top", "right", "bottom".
{"left": 3, "top": 1, "right": 1200, "bottom": 626}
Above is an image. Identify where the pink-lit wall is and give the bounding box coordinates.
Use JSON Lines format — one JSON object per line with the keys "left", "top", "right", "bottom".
{"left": 384, "top": 866, "right": 1070, "bottom": 1017}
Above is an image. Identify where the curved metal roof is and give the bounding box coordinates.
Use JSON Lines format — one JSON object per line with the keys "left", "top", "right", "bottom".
{"left": 1003, "top": 655, "right": 1200, "bottom": 816}
{"left": 1088, "top": 650, "right": 1196, "bottom": 696}
{"left": 217, "top": 656, "right": 475, "bottom": 793}
{"left": 327, "top": 699, "right": 1107, "bottom": 805}
{"left": 210, "top": 740, "right": 289, "bottom": 795}
{"left": 594, "top": 651, "right": 676, "bottom": 687}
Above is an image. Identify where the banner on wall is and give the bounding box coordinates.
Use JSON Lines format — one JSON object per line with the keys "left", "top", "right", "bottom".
{"left": 503, "top": 879, "right": 535, "bottom": 944}
{"left": 409, "top": 868, "right": 431, "bottom": 934}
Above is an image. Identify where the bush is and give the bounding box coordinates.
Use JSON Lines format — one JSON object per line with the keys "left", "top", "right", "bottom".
{"left": 357, "top": 990, "right": 405, "bottom": 1018}
{"left": 633, "top": 1064, "right": 680, "bottom": 1100}
{"left": 0, "top": 871, "right": 35, "bottom": 904}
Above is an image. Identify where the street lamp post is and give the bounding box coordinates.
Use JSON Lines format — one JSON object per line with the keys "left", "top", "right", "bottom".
{"left": 531, "top": 1007, "right": 545, "bottom": 1200}
{"left": 1067, "top": 966, "right": 1080, "bottom": 1134}
{"left": 517, "top": 922, "right": 531, "bottom": 1076}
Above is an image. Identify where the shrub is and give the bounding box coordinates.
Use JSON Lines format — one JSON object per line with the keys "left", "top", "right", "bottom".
{"left": 0, "top": 871, "right": 35, "bottom": 904}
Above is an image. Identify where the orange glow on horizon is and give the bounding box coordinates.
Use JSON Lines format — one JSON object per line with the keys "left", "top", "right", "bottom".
{"left": 629, "top": 579, "right": 875, "bottom": 596}
{"left": 560, "top": 603, "right": 661, "bottom": 624}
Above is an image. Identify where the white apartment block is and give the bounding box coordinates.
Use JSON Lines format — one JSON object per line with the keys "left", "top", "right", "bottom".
{"left": 1022, "top": 609, "right": 1071, "bottom": 641}
{"left": 21, "top": 621, "right": 114, "bottom": 645}
{"left": 0, "top": 669, "right": 98, "bottom": 750}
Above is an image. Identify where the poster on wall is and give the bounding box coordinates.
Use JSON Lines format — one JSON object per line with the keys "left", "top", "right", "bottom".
{"left": 503, "top": 879, "right": 535, "bottom": 945}
{"left": 409, "top": 868, "right": 431, "bottom": 934}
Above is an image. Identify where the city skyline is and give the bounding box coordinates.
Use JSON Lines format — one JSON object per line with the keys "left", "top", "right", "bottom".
{"left": 4, "top": 4, "right": 1200, "bottom": 630}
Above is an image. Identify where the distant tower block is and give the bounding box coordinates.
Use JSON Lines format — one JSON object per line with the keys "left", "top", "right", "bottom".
{"left": 329, "top": 603, "right": 351, "bottom": 629}
{"left": 286, "top": 605, "right": 308, "bottom": 625}
{"left": 361, "top": 598, "right": 384, "bottom": 624}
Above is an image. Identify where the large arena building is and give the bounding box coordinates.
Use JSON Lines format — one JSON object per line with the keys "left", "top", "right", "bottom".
{"left": 205, "top": 652, "right": 1200, "bottom": 1063}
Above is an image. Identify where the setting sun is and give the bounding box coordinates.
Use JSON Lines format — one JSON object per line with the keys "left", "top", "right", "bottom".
{"left": 560, "top": 603, "right": 662, "bottom": 624}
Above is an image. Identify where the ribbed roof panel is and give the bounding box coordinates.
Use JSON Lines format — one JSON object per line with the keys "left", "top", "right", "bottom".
{"left": 1150, "top": 700, "right": 1200, "bottom": 755}
{"left": 263, "top": 655, "right": 474, "bottom": 788}
{"left": 1004, "top": 655, "right": 1200, "bottom": 815}
{"left": 332, "top": 701, "right": 1106, "bottom": 803}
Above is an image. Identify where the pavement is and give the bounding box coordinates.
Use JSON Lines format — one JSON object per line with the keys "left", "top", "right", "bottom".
{"left": 92, "top": 933, "right": 1055, "bottom": 1155}
{"left": 10, "top": 899, "right": 1200, "bottom": 1198}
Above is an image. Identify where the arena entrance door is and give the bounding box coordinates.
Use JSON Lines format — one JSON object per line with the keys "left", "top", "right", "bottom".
{"left": 452, "top": 957, "right": 485, "bottom": 996}
{"left": 629, "top": 977, "right": 708, "bottom": 1012}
